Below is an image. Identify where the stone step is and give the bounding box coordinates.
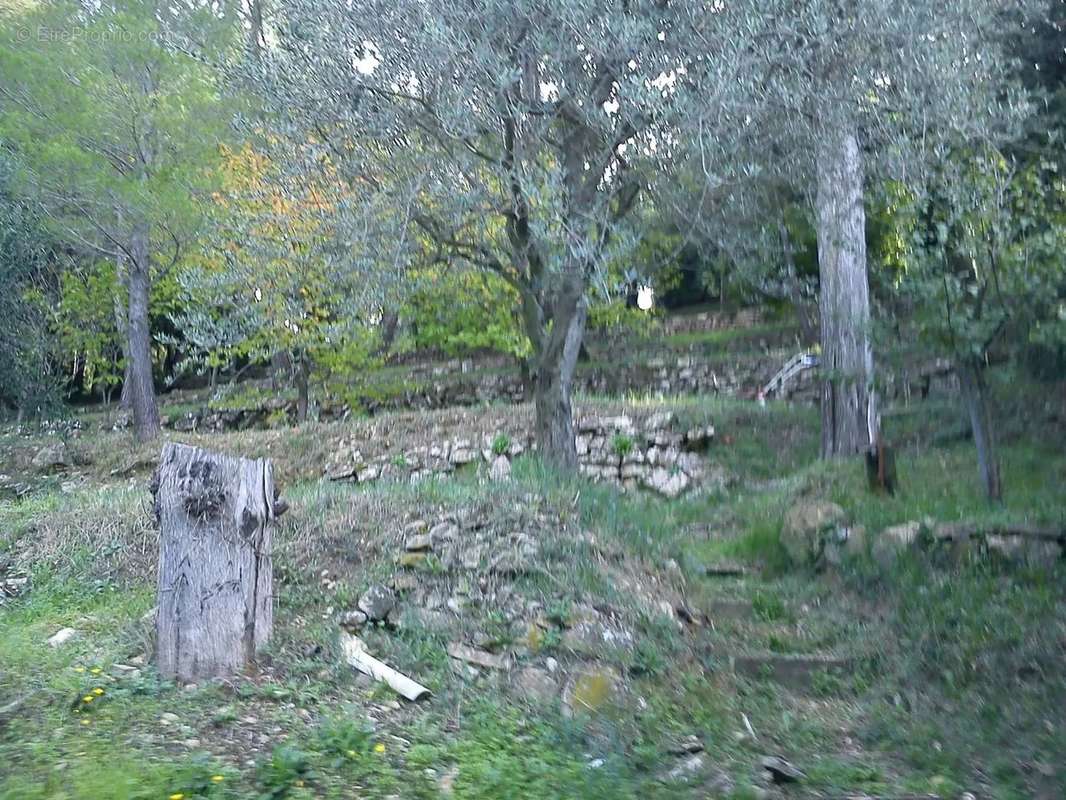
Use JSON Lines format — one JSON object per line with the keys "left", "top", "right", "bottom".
{"left": 702, "top": 561, "right": 749, "bottom": 578}
{"left": 729, "top": 653, "right": 851, "bottom": 691}
{"left": 703, "top": 598, "right": 756, "bottom": 622}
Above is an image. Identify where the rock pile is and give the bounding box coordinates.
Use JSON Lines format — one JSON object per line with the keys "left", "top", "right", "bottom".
{"left": 781, "top": 498, "right": 1065, "bottom": 570}
{"left": 575, "top": 412, "right": 720, "bottom": 498}
{"left": 333, "top": 500, "right": 686, "bottom": 711}
{"left": 324, "top": 412, "right": 725, "bottom": 499}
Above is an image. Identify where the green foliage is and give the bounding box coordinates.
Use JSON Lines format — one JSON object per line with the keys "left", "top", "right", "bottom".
{"left": 315, "top": 717, "right": 374, "bottom": 766}
{"left": 901, "top": 149, "right": 1066, "bottom": 363}
{"left": 53, "top": 262, "right": 124, "bottom": 398}
{"left": 491, "top": 432, "right": 512, "bottom": 456}
{"left": 403, "top": 267, "right": 531, "bottom": 359}
{"left": 178, "top": 143, "right": 387, "bottom": 414}
{"left": 586, "top": 301, "right": 655, "bottom": 336}
{"left": 610, "top": 433, "right": 634, "bottom": 458}
{"left": 444, "top": 704, "right": 632, "bottom": 800}
{"left": 0, "top": 155, "right": 62, "bottom": 415}
{"left": 256, "top": 746, "right": 311, "bottom": 799}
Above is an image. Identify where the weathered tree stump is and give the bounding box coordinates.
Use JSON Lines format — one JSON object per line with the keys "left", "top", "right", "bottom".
{"left": 152, "top": 442, "right": 279, "bottom": 681}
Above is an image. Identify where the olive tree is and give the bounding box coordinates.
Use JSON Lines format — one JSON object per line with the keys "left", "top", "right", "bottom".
{"left": 245, "top": 0, "right": 760, "bottom": 467}
{"left": 901, "top": 149, "right": 1065, "bottom": 502}
{"left": 690, "top": 0, "right": 1034, "bottom": 458}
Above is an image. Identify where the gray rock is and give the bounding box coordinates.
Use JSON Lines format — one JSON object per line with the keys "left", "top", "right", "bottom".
{"left": 110, "top": 663, "right": 142, "bottom": 679}
{"left": 447, "top": 642, "right": 509, "bottom": 670}
{"left": 405, "top": 533, "right": 433, "bottom": 552}
{"left": 667, "top": 734, "right": 704, "bottom": 755}
{"left": 450, "top": 441, "right": 477, "bottom": 465}
{"left": 824, "top": 524, "right": 867, "bottom": 566}
{"left": 356, "top": 464, "right": 381, "bottom": 483}
{"left": 872, "top": 520, "right": 922, "bottom": 567}
{"left": 489, "top": 454, "right": 511, "bottom": 481}
{"left": 780, "top": 499, "right": 848, "bottom": 565}
{"left": 358, "top": 585, "right": 396, "bottom": 622}
{"left": 514, "top": 666, "right": 557, "bottom": 703}
{"left": 642, "top": 467, "right": 690, "bottom": 498}
{"left": 760, "top": 755, "right": 804, "bottom": 784}
{"left": 644, "top": 411, "right": 675, "bottom": 431}
{"left": 46, "top": 627, "right": 78, "bottom": 647}
{"left": 32, "top": 443, "right": 68, "bottom": 473}
{"left": 562, "top": 621, "right": 634, "bottom": 657}
{"left": 430, "top": 521, "right": 459, "bottom": 541}
{"left": 339, "top": 609, "right": 368, "bottom": 631}
{"left": 665, "top": 754, "right": 706, "bottom": 783}
{"left": 985, "top": 535, "right": 1062, "bottom": 566}
{"left": 562, "top": 665, "right": 621, "bottom": 715}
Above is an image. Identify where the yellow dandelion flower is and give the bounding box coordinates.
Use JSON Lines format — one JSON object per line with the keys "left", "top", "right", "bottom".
{"left": 73, "top": 666, "right": 85, "bottom": 673}
{"left": 82, "top": 695, "right": 94, "bottom": 703}
{"left": 210, "top": 775, "right": 224, "bottom": 783}
{"left": 374, "top": 742, "right": 386, "bottom": 754}
{"left": 89, "top": 667, "right": 102, "bottom": 675}
{"left": 169, "top": 794, "right": 185, "bottom": 800}
{"left": 92, "top": 687, "right": 105, "bottom": 696}
{"left": 80, "top": 718, "right": 91, "bottom": 726}
{"left": 346, "top": 749, "right": 357, "bottom": 758}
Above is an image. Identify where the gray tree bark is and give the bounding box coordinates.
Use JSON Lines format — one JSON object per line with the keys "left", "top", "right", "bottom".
{"left": 958, "top": 360, "right": 1002, "bottom": 503}
{"left": 153, "top": 442, "right": 277, "bottom": 681}
{"left": 531, "top": 278, "right": 587, "bottom": 470}
{"left": 126, "top": 223, "right": 161, "bottom": 442}
{"left": 815, "top": 123, "right": 877, "bottom": 458}
{"left": 295, "top": 354, "right": 310, "bottom": 422}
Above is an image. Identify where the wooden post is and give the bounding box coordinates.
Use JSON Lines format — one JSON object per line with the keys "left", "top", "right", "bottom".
{"left": 152, "top": 442, "right": 278, "bottom": 681}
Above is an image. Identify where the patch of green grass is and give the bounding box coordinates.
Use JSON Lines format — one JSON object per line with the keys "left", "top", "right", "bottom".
{"left": 435, "top": 702, "right": 637, "bottom": 800}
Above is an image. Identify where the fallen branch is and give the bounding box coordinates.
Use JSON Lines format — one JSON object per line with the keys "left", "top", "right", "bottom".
{"left": 339, "top": 631, "right": 431, "bottom": 701}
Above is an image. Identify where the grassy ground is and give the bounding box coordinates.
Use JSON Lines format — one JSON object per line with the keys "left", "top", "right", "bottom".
{"left": 0, "top": 388, "right": 1063, "bottom": 799}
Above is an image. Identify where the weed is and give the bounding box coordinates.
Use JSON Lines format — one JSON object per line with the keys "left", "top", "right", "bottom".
{"left": 257, "top": 745, "right": 311, "bottom": 799}
{"left": 491, "top": 432, "right": 512, "bottom": 456}
{"left": 611, "top": 433, "right": 634, "bottom": 458}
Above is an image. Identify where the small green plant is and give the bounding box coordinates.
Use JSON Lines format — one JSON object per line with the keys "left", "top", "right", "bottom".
{"left": 166, "top": 754, "right": 234, "bottom": 799}
{"left": 545, "top": 598, "right": 573, "bottom": 627}
{"left": 628, "top": 640, "right": 665, "bottom": 676}
{"left": 491, "top": 432, "right": 512, "bottom": 456}
{"left": 257, "top": 745, "right": 311, "bottom": 799}
{"left": 317, "top": 717, "right": 374, "bottom": 768}
{"left": 752, "top": 590, "right": 788, "bottom": 622}
{"left": 611, "top": 433, "right": 634, "bottom": 458}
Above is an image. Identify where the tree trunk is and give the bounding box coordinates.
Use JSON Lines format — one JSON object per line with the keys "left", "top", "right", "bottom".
{"left": 532, "top": 286, "right": 586, "bottom": 470}
{"left": 815, "top": 122, "right": 877, "bottom": 458}
{"left": 127, "top": 224, "right": 160, "bottom": 442}
{"left": 518, "top": 357, "right": 534, "bottom": 401}
{"left": 377, "top": 310, "right": 399, "bottom": 354}
{"left": 153, "top": 442, "right": 277, "bottom": 681}
{"left": 958, "top": 360, "right": 1002, "bottom": 503}
{"left": 295, "top": 355, "right": 309, "bottom": 423}
{"left": 113, "top": 248, "right": 134, "bottom": 411}
{"left": 778, "top": 218, "right": 819, "bottom": 346}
